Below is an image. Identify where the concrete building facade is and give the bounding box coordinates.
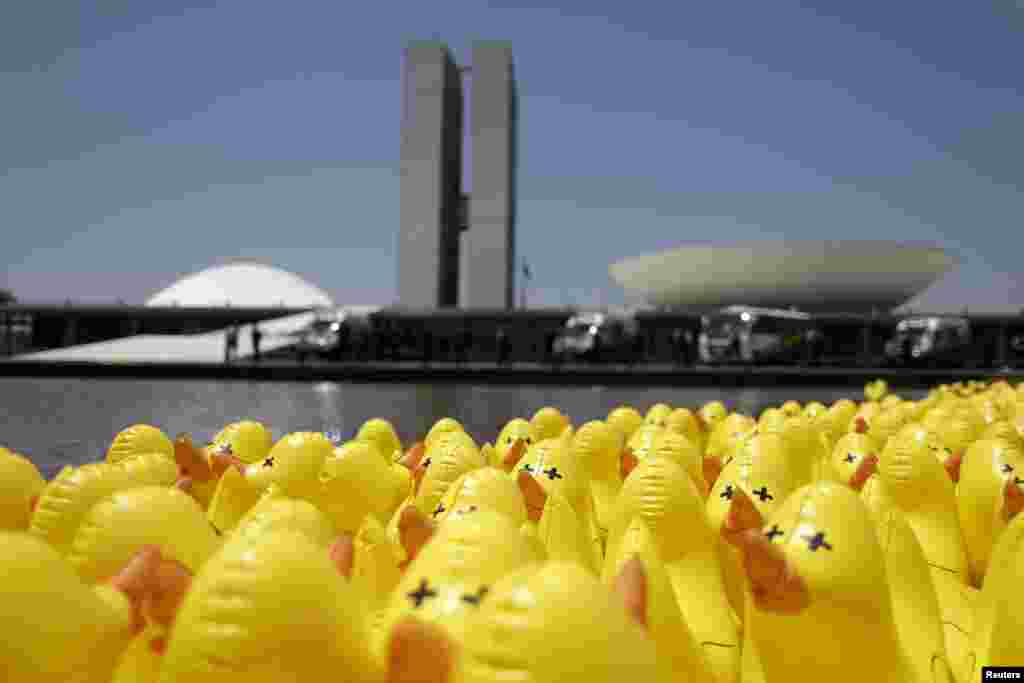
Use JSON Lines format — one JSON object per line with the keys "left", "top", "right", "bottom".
{"left": 397, "top": 42, "right": 464, "bottom": 309}
{"left": 399, "top": 40, "right": 517, "bottom": 310}
{"left": 461, "top": 42, "right": 517, "bottom": 310}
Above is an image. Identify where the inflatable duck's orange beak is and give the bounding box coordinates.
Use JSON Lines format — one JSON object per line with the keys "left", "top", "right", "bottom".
{"left": 728, "top": 528, "right": 810, "bottom": 615}
{"left": 849, "top": 454, "right": 879, "bottom": 492}
{"left": 501, "top": 439, "right": 527, "bottom": 472}
{"left": 174, "top": 433, "right": 214, "bottom": 482}
{"left": 208, "top": 449, "right": 245, "bottom": 479}
{"left": 944, "top": 452, "right": 963, "bottom": 484}
{"left": 108, "top": 546, "right": 162, "bottom": 636}
{"left": 1003, "top": 476, "right": 1024, "bottom": 522}
{"left": 144, "top": 556, "right": 192, "bottom": 631}
{"left": 330, "top": 533, "right": 356, "bottom": 579}
{"left": 516, "top": 470, "right": 548, "bottom": 522}
{"left": 612, "top": 555, "right": 648, "bottom": 630}
{"left": 400, "top": 443, "right": 426, "bottom": 470}
{"left": 388, "top": 617, "right": 454, "bottom": 683}
{"left": 398, "top": 506, "right": 435, "bottom": 572}
{"left": 620, "top": 448, "right": 639, "bottom": 481}
{"left": 721, "top": 486, "right": 764, "bottom": 541}
{"left": 854, "top": 417, "right": 868, "bottom": 434}
{"left": 29, "top": 494, "right": 38, "bottom": 515}
{"left": 703, "top": 455, "right": 723, "bottom": 490}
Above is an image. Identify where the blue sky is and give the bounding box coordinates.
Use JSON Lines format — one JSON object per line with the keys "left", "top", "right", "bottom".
{"left": 2, "top": 1, "right": 1022, "bottom": 311}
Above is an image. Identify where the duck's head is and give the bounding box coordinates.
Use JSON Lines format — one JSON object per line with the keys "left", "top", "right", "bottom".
{"left": 727, "top": 482, "right": 889, "bottom": 618}
{"left": 415, "top": 432, "right": 485, "bottom": 516}
{"left": 643, "top": 403, "right": 673, "bottom": 429}
{"left": 0, "top": 448, "right": 44, "bottom": 531}
{"left": 435, "top": 467, "right": 528, "bottom": 526}
{"left": 233, "top": 492, "right": 338, "bottom": 548}
{"left": 699, "top": 400, "right": 729, "bottom": 431}
{"left": 530, "top": 407, "right": 570, "bottom": 442}
{"left": 239, "top": 431, "right": 333, "bottom": 499}
{"left": 425, "top": 418, "right": 466, "bottom": 452}
{"left": 877, "top": 424, "right": 954, "bottom": 506}
{"left": 495, "top": 419, "right": 533, "bottom": 471}
{"left": 357, "top": 418, "right": 403, "bottom": 462}
{"left": 106, "top": 424, "right": 174, "bottom": 465}
{"left": 319, "top": 440, "right": 396, "bottom": 532}
{"left": 570, "top": 420, "right": 620, "bottom": 480}
{"left": 828, "top": 433, "right": 879, "bottom": 492}
{"left": 513, "top": 433, "right": 586, "bottom": 516}
{"left": 607, "top": 405, "right": 644, "bottom": 442}
{"left": 209, "top": 420, "right": 274, "bottom": 466}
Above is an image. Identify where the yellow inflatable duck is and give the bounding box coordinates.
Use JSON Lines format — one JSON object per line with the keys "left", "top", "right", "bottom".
{"left": 356, "top": 418, "right": 403, "bottom": 461}
{"left": 704, "top": 413, "right": 757, "bottom": 487}
{"left": 651, "top": 428, "right": 707, "bottom": 496}
{"left": 0, "top": 532, "right": 178, "bottom": 683}
{"left": 493, "top": 418, "right": 532, "bottom": 470}
{"left": 609, "top": 453, "right": 740, "bottom": 682}
{"left": 968, "top": 510, "right": 1024, "bottom": 677}
{"left": 666, "top": 407, "right": 707, "bottom": 454}
{"left": 423, "top": 417, "right": 466, "bottom": 450}
{"left": 377, "top": 508, "right": 541, "bottom": 654}
{"left": 958, "top": 437, "right": 1023, "bottom": 586}
{"left": 68, "top": 486, "right": 219, "bottom": 584}
{"left": 826, "top": 432, "right": 880, "bottom": 491}
{"left": 530, "top": 406, "right": 571, "bottom": 441}
{"left": 724, "top": 481, "right": 932, "bottom": 683}
{"left": 29, "top": 462, "right": 133, "bottom": 553}
{"left": 231, "top": 490, "right": 339, "bottom": 548}
{"left": 644, "top": 402, "right": 673, "bottom": 428}
{"left": 514, "top": 431, "right": 600, "bottom": 572}
{"left": 604, "top": 526, "right": 717, "bottom": 683}
{"left": 207, "top": 420, "right": 274, "bottom": 466}
{"left": 385, "top": 561, "right": 664, "bottom": 683}
{"left": 106, "top": 425, "right": 174, "bottom": 465}
{"left": 319, "top": 440, "right": 409, "bottom": 534}
{"left": 780, "top": 399, "right": 802, "bottom": 418}
{"left": 607, "top": 405, "right": 644, "bottom": 442}
{"left": 207, "top": 431, "right": 333, "bottom": 534}
{"left": 0, "top": 446, "right": 45, "bottom": 530}
{"left": 699, "top": 400, "right": 729, "bottom": 433}
{"left": 865, "top": 378, "right": 890, "bottom": 403}
{"left": 866, "top": 424, "right": 974, "bottom": 680}
{"left": 706, "top": 431, "right": 811, "bottom": 620}
{"left": 158, "top": 529, "right": 383, "bottom": 683}
{"left": 570, "top": 421, "right": 621, "bottom": 555}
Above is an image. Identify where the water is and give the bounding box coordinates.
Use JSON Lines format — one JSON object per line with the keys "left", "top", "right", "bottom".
{"left": 0, "top": 378, "right": 927, "bottom": 478}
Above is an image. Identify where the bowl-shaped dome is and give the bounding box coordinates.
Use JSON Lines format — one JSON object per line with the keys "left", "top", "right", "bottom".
{"left": 609, "top": 241, "right": 956, "bottom": 313}
{"left": 146, "top": 262, "right": 334, "bottom": 308}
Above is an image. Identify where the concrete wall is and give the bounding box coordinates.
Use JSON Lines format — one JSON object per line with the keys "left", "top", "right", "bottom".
{"left": 398, "top": 42, "right": 464, "bottom": 308}
{"left": 463, "top": 41, "right": 517, "bottom": 310}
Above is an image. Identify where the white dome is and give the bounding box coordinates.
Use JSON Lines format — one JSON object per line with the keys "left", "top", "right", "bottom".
{"left": 146, "top": 262, "right": 335, "bottom": 308}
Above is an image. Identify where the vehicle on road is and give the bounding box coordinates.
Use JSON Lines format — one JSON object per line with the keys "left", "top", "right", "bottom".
{"left": 884, "top": 316, "right": 972, "bottom": 367}
{"left": 698, "top": 306, "right": 823, "bottom": 365}
{"left": 551, "top": 309, "right": 640, "bottom": 363}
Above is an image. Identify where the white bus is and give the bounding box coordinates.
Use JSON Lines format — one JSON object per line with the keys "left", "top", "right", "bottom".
{"left": 698, "top": 306, "right": 823, "bottom": 364}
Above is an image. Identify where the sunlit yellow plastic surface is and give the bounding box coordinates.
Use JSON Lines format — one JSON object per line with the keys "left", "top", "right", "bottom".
{"left": 350, "top": 514, "right": 402, "bottom": 612}
{"left": 29, "top": 462, "right": 133, "bottom": 553}
{"left": 319, "top": 440, "right": 403, "bottom": 533}
{"left": 115, "top": 452, "right": 178, "bottom": 487}
{"left": 0, "top": 447, "right": 44, "bottom": 530}
{"left": 780, "top": 399, "right": 802, "bottom": 417}
{"left": 980, "top": 420, "right": 1024, "bottom": 449}
{"left": 69, "top": 486, "right": 219, "bottom": 583}
{"left": 412, "top": 430, "right": 485, "bottom": 518}
{"left": 209, "top": 420, "right": 273, "bottom": 465}
{"left": 666, "top": 407, "right": 707, "bottom": 453}
{"left": 232, "top": 490, "right": 337, "bottom": 548}
{"left": 706, "top": 432, "right": 806, "bottom": 620}
{"left": 644, "top": 402, "right": 673, "bottom": 427}
{"left": 865, "top": 378, "right": 889, "bottom": 402}
{"left": 607, "top": 405, "right": 644, "bottom": 441}
{"left": 158, "top": 530, "right": 383, "bottom": 683}
{"left": 652, "top": 429, "right": 706, "bottom": 493}
{"left": 705, "top": 414, "right": 757, "bottom": 468}
{"left": 603, "top": 519, "right": 716, "bottom": 683}
{"left": 626, "top": 423, "right": 665, "bottom": 463}
{"left": 424, "top": 417, "right": 466, "bottom": 450}
{"left": 495, "top": 418, "right": 533, "bottom": 463}
{"left": 530, "top": 406, "right": 570, "bottom": 441}
{"left": 746, "top": 482, "right": 916, "bottom": 683}
{"left": 609, "top": 454, "right": 739, "bottom": 682}
{"left": 0, "top": 531, "right": 135, "bottom": 683}
{"left": 379, "top": 509, "right": 541, "bottom": 653}
{"left": 700, "top": 401, "right": 729, "bottom": 431}
{"left": 826, "top": 433, "right": 878, "bottom": 486}
{"left": 106, "top": 425, "right": 174, "bottom": 465}
{"left": 571, "top": 421, "right": 621, "bottom": 552}
{"left": 866, "top": 496, "right": 954, "bottom": 683}
{"left": 356, "top": 418, "right": 403, "bottom": 461}
{"left": 242, "top": 431, "right": 333, "bottom": 500}
{"left": 970, "top": 511, "right": 1024, "bottom": 677}
{"left": 777, "top": 415, "right": 826, "bottom": 485}
{"left": 111, "top": 622, "right": 166, "bottom": 683}
{"left": 205, "top": 466, "right": 263, "bottom": 536}
{"left": 456, "top": 562, "right": 664, "bottom": 683}
{"left": 957, "top": 438, "right": 1023, "bottom": 585}
{"left": 436, "top": 467, "right": 527, "bottom": 526}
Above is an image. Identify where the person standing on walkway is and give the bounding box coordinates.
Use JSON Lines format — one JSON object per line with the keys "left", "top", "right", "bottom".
{"left": 225, "top": 325, "right": 239, "bottom": 364}
{"left": 251, "top": 325, "right": 263, "bottom": 362}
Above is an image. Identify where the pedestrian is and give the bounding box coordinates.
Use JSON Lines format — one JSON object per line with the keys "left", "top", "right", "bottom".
{"left": 225, "top": 325, "right": 239, "bottom": 364}
{"left": 251, "top": 324, "right": 263, "bottom": 362}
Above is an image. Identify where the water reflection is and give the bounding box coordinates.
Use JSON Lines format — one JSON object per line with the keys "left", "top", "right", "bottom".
{"left": 0, "top": 378, "right": 926, "bottom": 476}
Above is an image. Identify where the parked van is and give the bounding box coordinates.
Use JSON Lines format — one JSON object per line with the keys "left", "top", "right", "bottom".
{"left": 884, "top": 316, "right": 972, "bottom": 366}
{"left": 551, "top": 310, "right": 640, "bottom": 362}
{"left": 698, "top": 306, "right": 823, "bottom": 364}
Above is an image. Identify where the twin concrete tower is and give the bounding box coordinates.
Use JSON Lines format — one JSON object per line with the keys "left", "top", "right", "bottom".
{"left": 397, "top": 41, "right": 518, "bottom": 310}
